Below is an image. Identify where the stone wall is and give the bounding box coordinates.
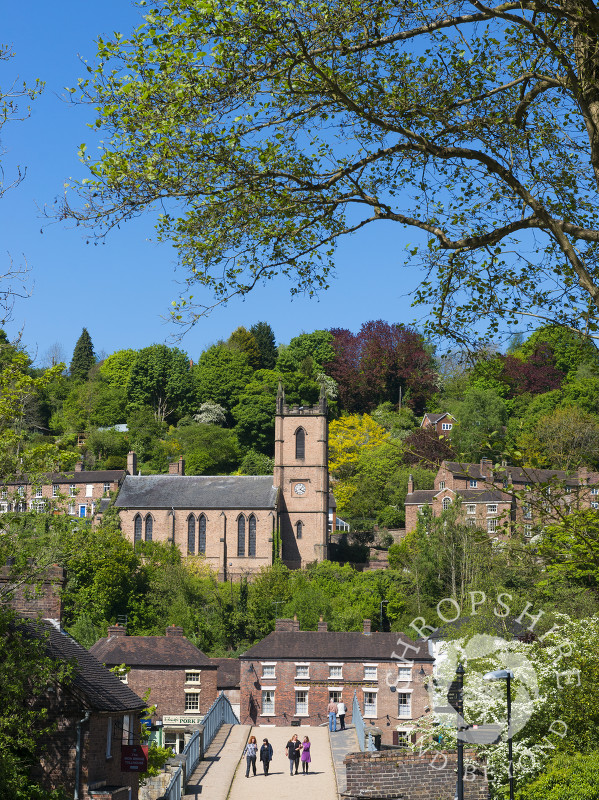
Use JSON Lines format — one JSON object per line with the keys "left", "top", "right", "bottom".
{"left": 344, "top": 749, "right": 488, "bottom": 800}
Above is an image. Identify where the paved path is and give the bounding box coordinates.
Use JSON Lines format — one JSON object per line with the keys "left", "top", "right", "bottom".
{"left": 228, "top": 726, "right": 338, "bottom": 800}
{"left": 328, "top": 724, "right": 360, "bottom": 795}
{"left": 183, "top": 723, "right": 251, "bottom": 800}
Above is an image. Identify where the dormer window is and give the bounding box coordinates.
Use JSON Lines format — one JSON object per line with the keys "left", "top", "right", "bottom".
{"left": 469, "top": 480, "right": 478, "bottom": 488}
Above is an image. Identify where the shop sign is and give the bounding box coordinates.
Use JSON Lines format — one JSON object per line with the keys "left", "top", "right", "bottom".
{"left": 162, "top": 714, "right": 204, "bottom": 725}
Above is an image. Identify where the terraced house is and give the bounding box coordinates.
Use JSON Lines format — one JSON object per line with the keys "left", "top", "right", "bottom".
{"left": 405, "top": 458, "right": 599, "bottom": 538}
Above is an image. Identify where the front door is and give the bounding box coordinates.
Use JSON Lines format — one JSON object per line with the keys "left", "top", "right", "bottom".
{"left": 79, "top": 505, "right": 87, "bottom": 518}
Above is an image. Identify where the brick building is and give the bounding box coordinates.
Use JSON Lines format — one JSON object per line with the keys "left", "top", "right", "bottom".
{"left": 90, "top": 624, "right": 219, "bottom": 754}
{"left": 405, "top": 458, "right": 599, "bottom": 538}
{"left": 239, "top": 617, "right": 433, "bottom": 745}
{"left": 115, "top": 383, "right": 330, "bottom": 577}
{"left": 1, "top": 461, "right": 126, "bottom": 518}
{"left": 2, "top": 566, "right": 145, "bottom": 800}
{"left": 420, "top": 412, "right": 456, "bottom": 437}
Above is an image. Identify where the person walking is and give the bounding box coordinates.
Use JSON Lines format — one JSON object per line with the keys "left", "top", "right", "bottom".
{"left": 337, "top": 699, "right": 347, "bottom": 731}
{"left": 285, "top": 733, "right": 301, "bottom": 775}
{"left": 327, "top": 698, "right": 338, "bottom": 731}
{"left": 244, "top": 735, "right": 258, "bottom": 777}
{"left": 300, "top": 736, "right": 311, "bottom": 774}
{"left": 259, "top": 738, "right": 273, "bottom": 776}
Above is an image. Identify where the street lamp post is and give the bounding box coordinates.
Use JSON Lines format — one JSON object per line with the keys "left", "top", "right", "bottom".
{"left": 455, "top": 663, "right": 465, "bottom": 800}
{"left": 483, "top": 669, "right": 514, "bottom": 800}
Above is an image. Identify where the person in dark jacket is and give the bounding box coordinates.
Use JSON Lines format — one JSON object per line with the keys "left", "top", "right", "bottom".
{"left": 286, "top": 733, "right": 301, "bottom": 774}
{"left": 260, "top": 738, "right": 274, "bottom": 775}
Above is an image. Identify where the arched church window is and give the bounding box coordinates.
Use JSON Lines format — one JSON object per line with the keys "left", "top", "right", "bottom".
{"left": 296, "top": 521, "right": 303, "bottom": 539}
{"left": 134, "top": 514, "right": 142, "bottom": 543}
{"left": 237, "top": 515, "right": 246, "bottom": 557}
{"left": 188, "top": 515, "right": 196, "bottom": 554}
{"left": 295, "top": 427, "right": 305, "bottom": 459}
{"left": 145, "top": 515, "right": 153, "bottom": 542}
{"left": 248, "top": 515, "right": 256, "bottom": 557}
{"left": 442, "top": 497, "right": 452, "bottom": 510}
{"left": 198, "top": 514, "right": 206, "bottom": 555}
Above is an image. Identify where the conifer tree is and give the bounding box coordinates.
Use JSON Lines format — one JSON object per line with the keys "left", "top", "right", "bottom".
{"left": 250, "top": 322, "right": 277, "bottom": 370}
{"left": 70, "top": 328, "right": 95, "bottom": 380}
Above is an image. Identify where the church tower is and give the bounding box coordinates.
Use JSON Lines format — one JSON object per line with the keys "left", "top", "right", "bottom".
{"left": 274, "top": 382, "right": 329, "bottom": 567}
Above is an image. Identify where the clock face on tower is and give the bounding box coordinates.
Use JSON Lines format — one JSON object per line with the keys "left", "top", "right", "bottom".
{"left": 293, "top": 482, "right": 307, "bottom": 496}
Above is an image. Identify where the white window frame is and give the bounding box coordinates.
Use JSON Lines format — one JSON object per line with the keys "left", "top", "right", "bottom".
{"left": 486, "top": 504, "right": 498, "bottom": 514}
{"left": 261, "top": 662, "right": 276, "bottom": 679}
{"left": 103, "top": 482, "right": 111, "bottom": 494}
{"left": 69, "top": 484, "right": 77, "bottom": 497}
{"left": 469, "top": 479, "right": 478, "bottom": 488}
{"left": 591, "top": 487, "right": 599, "bottom": 496}
{"left": 295, "top": 663, "right": 310, "bottom": 679}
{"left": 487, "top": 518, "right": 497, "bottom": 533}
{"left": 328, "top": 689, "right": 343, "bottom": 704}
{"left": 0, "top": 501, "right": 8, "bottom": 513}
{"left": 261, "top": 689, "right": 275, "bottom": 715}
{"left": 122, "top": 714, "right": 133, "bottom": 745}
{"left": 442, "top": 423, "right": 453, "bottom": 431}
{"left": 523, "top": 504, "right": 532, "bottom": 519}
{"left": 34, "top": 486, "right": 43, "bottom": 499}
{"left": 184, "top": 690, "right": 201, "bottom": 712}
{"left": 397, "top": 666, "right": 412, "bottom": 682}
{"left": 52, "top": 484, "right": 59, "bottom": 498}
{"left": 592, "top": 502, "right": 599, "bottom": 510}
{"left": 398, "top": 692, "right": 412, "bottom": 718}
{"left": 442, "top": 497, "right": 452, "bottom": 510}
{"left": 86, "top": 484, "right": 94, "bottom": 498}
{"left": 439, "top": 481, "right": 446, "bottom": 489}
{"left": 185, "top": 671, "right": 201, "bottom": 684}
{"left": 363, "top": 664, "right": 378, "bottom": 681}
{"left": 328, "top": 663, "right": 343, "bottom": 679}
{"left": 523, "top": 524, "right": 532, "bottom": 538}
{"left": 395, "top": 728, "right": 412, "bottom": 747}
{"left": 68, "top": 502, "right": 76, "bottom": 516}
{"left": 364, "top": 690, "right": 378, "bottom": 718}
{"left": 17, "top": 486, "right": 25, "bottom": 497}
{"left": 466, "top": 504, "right": 476, "bottom": 514}
{"left": 295, "top": 689, "right": 309, "bottom": 716}
{"left": 1, "top": 488, "right": 6, "bottom": 499}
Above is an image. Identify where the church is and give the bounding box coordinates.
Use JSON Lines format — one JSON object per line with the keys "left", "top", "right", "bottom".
{"left": 115, "top": 383, "right": 330, "bottom": 578}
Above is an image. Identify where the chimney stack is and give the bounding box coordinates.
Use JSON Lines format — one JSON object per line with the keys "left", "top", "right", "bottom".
{"left": 317, "top": 615, "right": 328, "bottom": 632}
{"left": 275, "top": 618, "right": 295, "bottom": 632}
{"left": 74, "top": 461, "right": 83, "bottom": 472}
{"left": 107, "top": 623, "right": 127, "bottom": 638}
{"left": 407, "top": 474, "right": 414, "bottom": 494}
{"left": 165, "top": 625, "right": 185, "bottom": 637}
{"left": 127, "top": 451, "right": 137, "bottom": 476}
{"left": 363, "top": 619, "right": 372, "bottom": 635}
{"left": 168, "top": 457, "right": 186, "bottom": 476}
{"left": 293, "top": 614, "right": 300, "bottom": 632}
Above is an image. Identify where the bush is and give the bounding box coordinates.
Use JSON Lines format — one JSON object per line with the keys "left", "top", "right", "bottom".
{"left": 377, "top": 505, "right": 404, "bottom": 529}
{"left": 516, "top": 750, "right": 599, "bottom": 800}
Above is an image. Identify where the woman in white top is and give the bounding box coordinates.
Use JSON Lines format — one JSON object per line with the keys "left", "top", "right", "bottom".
{"left": 337, "top": 700, "right": 347, "bottom": 730}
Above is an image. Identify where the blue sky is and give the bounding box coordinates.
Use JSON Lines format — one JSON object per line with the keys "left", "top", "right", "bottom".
{"left": 2, "top": 2, "right": 429, "bottom": 365}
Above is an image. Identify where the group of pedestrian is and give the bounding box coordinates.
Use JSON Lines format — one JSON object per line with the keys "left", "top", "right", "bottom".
{"left": 327, "top": 699, "right": 347, "bottom": 732}
{"left": 286, "top": 733, "right": 311, "bottom": 774}
{"left": 244, "top": 736, "right": 274, "bottom": 777}
{"left": 244, "top": 734, "right": 312, "bottom": 776}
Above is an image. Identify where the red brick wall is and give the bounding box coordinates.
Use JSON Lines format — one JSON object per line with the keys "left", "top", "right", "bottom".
{"left": 344, "top": 749, "right": 488, "bottom": 800}
{"left": 0, "top": 565, "right": 64, "bottom": 621}
{"left": 239, "top": 657, "right": 432, "bottom": 745}
{"left": 32, "top": 704, "right": 139, "bottom": 800}
{"left": 127, "top": 666, "right": 218, "bottom": 719}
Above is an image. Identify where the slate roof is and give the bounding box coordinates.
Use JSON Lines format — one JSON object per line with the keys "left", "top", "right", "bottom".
{"left": 115, "top": 475, "right": 278, "bottom": 510}
{"left": 405, "top": 490, "right": 437, "bottom": 504}
{"left": 22, "top": 619, "right": 145, "bottom": 713}
{"left": 443, "top": 462, "right": 582, "bottom": 486}
{"left": 211, "top": 658, "right": 241, "bottom": 689}
{"left": 455, "top": 489, "right": 510, "bottom": 502}
{"left": 90, "top": 633, "right": 216, "bottom": 669}
{"left": 5, "top": 469, "right": 125, "bottom": 486}
{"left": 240, "top": 631, "right": 433, "bottom": 662}
{"left": 422, "top": 412, "right": 454, "bottom": 426}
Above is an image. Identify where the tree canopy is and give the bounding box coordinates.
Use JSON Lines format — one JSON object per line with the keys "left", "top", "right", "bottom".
{"left": 66, "top": 0, "right": 599, "bottom": 342}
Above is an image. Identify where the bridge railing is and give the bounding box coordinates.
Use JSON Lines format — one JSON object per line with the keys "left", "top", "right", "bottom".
{"left": 161, "top": 692, "right": 239, "bottom": 800}
{"left": 202, "top": 691, "right": 240, "bottom": 750}
{"left": 352, "top": 690, "right": 377, "bottom": 752}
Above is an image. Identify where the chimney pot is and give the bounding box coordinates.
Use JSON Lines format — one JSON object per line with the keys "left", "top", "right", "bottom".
{"left": 165, "top": 625, "right": 185, "bottom": 637}
{"left": 317, "top": 616, "right": 328, "bottom": 632}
